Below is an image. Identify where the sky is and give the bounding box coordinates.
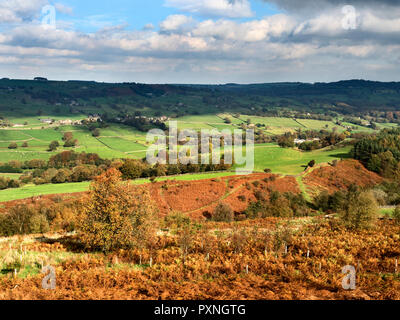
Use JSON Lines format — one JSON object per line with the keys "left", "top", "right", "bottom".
{"left": 0, "top": 0, "right": 400, "bottom": 84}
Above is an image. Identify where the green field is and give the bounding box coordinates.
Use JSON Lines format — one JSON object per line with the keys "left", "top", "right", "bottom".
{"left": 0, "top": 113, "right": 377, "bottom": 202}
{"left": 0, "top": 182, "right": 91, "bottom": 202}
{"left": 0, "top": 114, "right": 389, "bottom": 163}
{"left": 0, "top": 142, "right": 353, "bottom": 202}
{"left": 234, "top": 144, "right": 352, "bottom": 175}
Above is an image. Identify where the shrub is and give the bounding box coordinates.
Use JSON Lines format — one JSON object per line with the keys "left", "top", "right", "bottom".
{"left": 119, "top": 159, "right": 147, "bottom": 179}
{"left": 252, "top": 181, "right": 260, "bottom": 187}
{"left": 64, "top": 139, "right": 78, "bottom": 148}
{"left": 254, "top": 190, "right": 266, "bottom": 201}
{"left": 8, "top": 142, "right": 17, "bottom": 149}
{"left": 8, "top": 179, "right": 20, "bottom": 188}
{"left": 21, "top": 142, "right": 28, "bottom": 148}
{"left": 33, "top": 178, "right": 47, "bottom": 185}
{"left": 29, "top": 214, "right": 50, "bottom": 234}
{"left": 0, "top": 204, "right": 49, "bottom": 236}
{"left": 339, "top": 190, "right": 379, "bottom": 230}
{"left": 393, "top": 206, "right": 400, "bottom": 225}
{"left": 0, "top": 177, "right": 9, "bottom": 190}
{"left": 48, "top": 141, "right": 59, "bottom": 151}
{"left": 162, "top": 212, "right": 191, "bottom": 230}
{"left": 308, "top": 160, "right": 316, "bottom": 168}
{"left": 212, "top": 203, "right": 234, "bottom": 222}
{"left": 92, "top": 128, "right": 101, "bottom": 137}
{"left": 372, "top": 189, "right": 387, "bottom": 206}
{"left": 78, "top": 168, "right": 157, "bottom": 253}
{"left": 0, "top": 165, "right": 23, "bottom": 173}
{"left": 62, "top": 132, "right": 73, "bottom": 141}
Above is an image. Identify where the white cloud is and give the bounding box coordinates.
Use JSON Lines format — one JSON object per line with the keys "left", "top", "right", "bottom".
{"left": 54, "top": 3, "right": 73, "bottom": 15}
{"left": 160, "top": 15, "right": 195, "bottom": 33}
{"left": 0, "top": 0, "right": 47, "bottom": 23}
{"left": 143, "top": 23, "right": 154, "bottom": 31}
{"left": 164, "top": 0, "right": 253, "bottom": 18}
{"left": 1, "top": 3, "right": 400, "bottom": 83}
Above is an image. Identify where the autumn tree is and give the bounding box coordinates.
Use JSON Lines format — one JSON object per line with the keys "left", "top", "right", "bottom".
{"left": 92, "top": 128, "right": 101, "bottom": 137}
{"left": 63, "top": 132, "right": 73, "bottom": 141}
{"left": 78, "top": 168, "right": 157, "bottom": 252}
{"left": 339, "top": 189, "right": 378, "bottom": 230}
{"left": 48, "top": 140, "right": 59, "bottom": 151}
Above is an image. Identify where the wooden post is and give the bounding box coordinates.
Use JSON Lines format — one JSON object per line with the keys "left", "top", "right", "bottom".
{"left": 307, "top": 250, "right": 310, "bottom": 258}
{"left": 150, "top": 257, "right": 153, "bottom": 268}
{"left": 139, "top": 255, "right": 142, "bottom": 265}
{"left": 246, "top": 265, "right": 249, "bottom": 274}
{"left": 395, "top": 259, "right": 398, "bottom": 274}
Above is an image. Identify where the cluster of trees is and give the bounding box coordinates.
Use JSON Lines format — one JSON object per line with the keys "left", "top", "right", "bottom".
{"left": 245, "top": 191, "right": 311, "bottom": 219}
{"left": 112, "top": 115, "right": 167, "bottom": 132}
{"left": 313, "top": 185, "right": 379, "bottom": 230}
{"left": 0, "top": 176, "right": 21, "bottom": 189}
{"left": 8, "top": 142, "right": 29, "bottom": 149}
{"left": 240, "top": 183, "right": 380, "bottom": 230}
{"left": 119, "top": 159, "right": 231, "bottom": 180}
{"left": 0, "top": 197, "right": 79, "bottom": 236}
{"left": 352, "top": 128, "right": 400, "bottom": 178}
{"left": 48, "top": 132, "right": 79, "bottom": 151}
{"left": 0, "top": 150, "right": 232, "bottom": 190}
{"left": 277, "top": 129, "right": 347, "bottom": 150}
{"left": 31, "top": 165, "right": 103, "bottom": 185}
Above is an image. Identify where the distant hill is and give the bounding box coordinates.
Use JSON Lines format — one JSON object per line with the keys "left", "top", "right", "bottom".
{"left": 1, "top": 78, "right": 400, "bottom": 119}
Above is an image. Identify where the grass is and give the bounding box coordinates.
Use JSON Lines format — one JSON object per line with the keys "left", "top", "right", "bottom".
{"left": 0, "top": 173, "right": 23, "bottom": 179}
{"left": 0, "top": 114, "right": 377, "bottom": 201}
{"left": 0, "top": 115, "right": 389, "bottom": 163}
{"left": 0, "top": 236, "right": 94, "bottom": 279}
{"left": 0, "top": 182, "right": 91, "bottom": 202}
{"left": 380, "top": 208, "right": 395, "bottom": 217}
{"left": 234, "top": 144, "right": 352, "bottom": 175}
{"left": 98, "top": 137, "right": 147, "bottom": 153}
{"left": 0, "top": 143, "right": 352, "bottom": 202}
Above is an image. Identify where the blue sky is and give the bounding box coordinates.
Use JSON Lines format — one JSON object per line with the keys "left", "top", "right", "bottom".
{"left": 0, "top": 0, "right": 400, "bottom": 83}
{"left": 52, "top": 0, "right": 280, "bottom": 33}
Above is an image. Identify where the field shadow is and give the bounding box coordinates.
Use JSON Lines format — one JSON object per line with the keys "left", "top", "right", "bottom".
{"left": 328, "top": 152, "right": 351, "bottom": 159}
{"left": 35, "top": 235, "right": 86, "bottom": 253}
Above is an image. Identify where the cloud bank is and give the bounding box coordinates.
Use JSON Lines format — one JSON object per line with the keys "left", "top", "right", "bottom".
{"left": 0, "top": 0, "right": 399, "bottom": 83}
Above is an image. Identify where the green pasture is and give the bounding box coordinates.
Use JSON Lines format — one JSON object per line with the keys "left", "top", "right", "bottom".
{"left": 234, "top": 144, "right": 352, "bottom": 175}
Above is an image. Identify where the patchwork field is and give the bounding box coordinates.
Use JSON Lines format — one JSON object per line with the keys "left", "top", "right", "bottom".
{"left": 0, "top": 113, "right": 384, "bottom": 202}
